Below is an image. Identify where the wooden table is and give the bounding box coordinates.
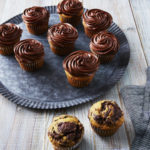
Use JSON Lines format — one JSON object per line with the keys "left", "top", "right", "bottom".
{"left": 0, "top": 0, "right": 149, "bottom": 149}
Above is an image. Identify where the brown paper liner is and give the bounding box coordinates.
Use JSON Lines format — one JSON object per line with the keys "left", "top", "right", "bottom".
{"left": 48, "top": 41, "right": 74, "bottom": 56}
{"left": 65, "top": 71, "right": 95, "bottom": 88}
{"left": 59, "top": 10, "right": 83, "bottom": 27}
{"left": 83, "top": 21, "right": 108, "bottom": 38}
{"left": 25, "top": 21, "right": 49, "bottom": 35}
{"left": 0, "top": 38, "right": 21, "bottom": 55}
{"left": 16, "top": 57, "right": 44, "bottom": 72}
{"left": 91, "top": 124, "right": 119, "bottom": 136}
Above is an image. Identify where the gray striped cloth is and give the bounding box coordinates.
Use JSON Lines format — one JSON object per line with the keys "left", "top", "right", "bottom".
{"left": 120, "top": 67, "right": 150, "bottom": 150}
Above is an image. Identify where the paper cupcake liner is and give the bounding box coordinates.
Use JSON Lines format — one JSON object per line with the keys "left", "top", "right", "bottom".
{"left": 52, "top": 137, "right": 83, "bottom": 150}
{"left": 91, "top": 124, "right": 118, "bottom": 136}
{"left": 16, "top": 58, "right": 44, "bottom": 72}
{"left": 48, "top": 41, "right": 74, "bottom": 56}
{"left": 0, "top": 45, "right": 14, "bottom": 55}
{"left": 59, "top": 13, "right": 82, "bottom": 27}
{"left": 65, "top": 71, "right": 95, "bottom": 88}
{"left": 25, "top": 21, "right": 49, "bottom": 35}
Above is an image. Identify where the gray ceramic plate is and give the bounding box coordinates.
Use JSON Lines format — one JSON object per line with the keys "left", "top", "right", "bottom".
{"left": 0, "top": 6, "right": 130, "bottom": 109}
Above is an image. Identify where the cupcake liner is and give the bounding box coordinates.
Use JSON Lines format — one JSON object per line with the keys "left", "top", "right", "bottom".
{"left": 59, "top": 14, "right": 82, "bottom": 27}
{"left": 48, "top": 41, "right": 74, "bottom": 56}
{"left": 65, "top": 71, "right": 95, "bottom": 88}
{"left": 91, "top": 124, "right": 119, "bottom": 136}
{"left": 52, "top": 137, "right": 83, "bottom": 150}
{"left": 25, "top": 21, "right": 49, "bottom": 35}
{"left": 16, "top": 57, "right": 44, "bottom": 72}
{"left": 0, "top": 45, "right": 14, "bottom": 55}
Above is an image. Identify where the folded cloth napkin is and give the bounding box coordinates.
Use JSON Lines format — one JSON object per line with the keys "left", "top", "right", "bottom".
{"left": 120, "top": 67, "right": 150, "bottom": 150}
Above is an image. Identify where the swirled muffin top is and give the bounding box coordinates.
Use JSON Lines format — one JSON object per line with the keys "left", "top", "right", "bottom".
{"left": 0, "top": 23, "right": 22, "bottom": 46}
{"left": 14, "top": 39, "right": 44, "bottom": 63}
{"left": 83, "top": 9, "right": 112, "bottom": 31}
{"left": 88, "top": 100, "right": 124, "bottom": 129}
{"left": 90, "top": 31, "right": 119, "bottom": 55}
{"left": 57, "top": 0, "right": 83, "bottom": 16}
{"left": 47, "top": 23, "right": 78, "bottom": 47}
{"left": 48, "top": 115, "right": 84, "bottom": 147}
{"left": 63, "top": 50, "right": 99, "bottom": 77}
{"left": 22, "top": 6, "right": 49, "bottom": 24}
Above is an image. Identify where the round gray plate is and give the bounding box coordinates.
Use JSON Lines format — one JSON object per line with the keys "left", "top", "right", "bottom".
{"left": 0, "top": 6, "right": 130, "bottom": 109}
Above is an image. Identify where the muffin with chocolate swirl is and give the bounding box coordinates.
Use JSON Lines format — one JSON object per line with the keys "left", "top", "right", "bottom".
{"left": 90, "top": 31, "right": 119, "bottom": 63}
{"left": 47, "top": 23, "right": 78, "bottom": 56}
{"left": 22, "top": 6, "right": 49, "bottom": 35}
{"left": 63, "top": 50, "right": 99, "bottom": 88}
{"left": 88, "top": 100, "right": 124, "bottom": 136}
{"left": 57, "top": 0, "right": 83, "bottom": 26}
{"left": 0, "top": 23, "right": 22, "bottom": 55}
{"left": 83, "top": 9, "right": 112, "bottom": 38}
{"left": 48, "top": 115, "right": 84, "bottom": 150}
{"left": 14, "top": 39, "right": 44, "bottom": 71}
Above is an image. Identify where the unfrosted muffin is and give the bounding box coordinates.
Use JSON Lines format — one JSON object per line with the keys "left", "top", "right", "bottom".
{"left": 0, "top": 23, "right": 22, "bottom": 55}
{"left": 83, "top": 9, "right": 112, "bottom": 38}
{"left": 57, "top": 0, "right": 83, "bottom": 26}
{"left": 48, "top": 114, "right": 84, "bottom": 150}
{"left": 47, "top": 23, "right": 78, "bottom": 56}
{"left": 63, "top": 50, "right": 99, "bottom": 88}
{"left": 22, "top": 6, "right": 50, "bottom": 35}
{"left": 14, "top": 39, "right": 44, "bottom": 71}
{"left": 88, "top": 100, "right": 124, "bottom": 136}
{"left": 90, "top": 31, "right": 119, "bottom": 63}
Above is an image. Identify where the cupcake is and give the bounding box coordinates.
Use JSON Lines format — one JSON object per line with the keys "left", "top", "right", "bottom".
{"left": 22, "top": 6, "right": 50, "bottom": 35}
{"left": 90, "top": 31, "right": 119, "bottom": 63}
{"left": 83, "top": 9, "right": 112, "bottom": 38}
{"left": 57, "top": 0, "right": 83, "bottom": 26}
{"left": 88, "top": 100, "right": 124, "bottom": 136}
{"left": 48, "top": 114, "right": 84, "bottom": 150}
{"left": 63, "top": 50, "right": 99, "bottom": 88}
{"left": 0, "top": 23, "right": 22, "bottom": 55}
{"left": 47, "top": 23, "right": 78, "bottom": 56}
{"left": 14, "top": 39, "right": 44, "bottom": 71}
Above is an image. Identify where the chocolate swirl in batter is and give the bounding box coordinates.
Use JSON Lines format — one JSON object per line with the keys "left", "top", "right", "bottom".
{"left": 0, "top": 23, "right": 22, "bottom": 45}
{"left": 14, "top": 39, "right": 44, "bottom": 63}
{"left": 90, "top": 31, "right": 119, "bottom": 55}
{"left": 48, "top": 115, "right": 84, "bottom": 147}
{"left": 63, "top": 50, "right": 99, "bottom": 76}
{"left": 93, "top": 101, "right": 123, "bottom": 125}
{"left": 22, "top": 6, "right": 49, "bottom": 23}
{"left": 57, "top": 0, "right": 83, "bottom": 16}
{"left": 48, "top": 23, "right": 78, "bottom": 47}
{"left": 83, "top": 9, "right": 112, "bottom": 31}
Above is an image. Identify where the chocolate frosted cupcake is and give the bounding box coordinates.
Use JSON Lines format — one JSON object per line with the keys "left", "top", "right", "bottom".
{"left": 22, "top": 6, "right": 49, "bottom": 35}
{"left": 48, "top": 115, "right": 84, "bottom": 150}
{"left": 0, "top": 23, "right": 22, "bottom": 55}
{"left": 88, "top": 100, "right": 124, "bottom": 136}
{"left": 47, "top": 23, "right": 78, "bottom": 56}
{"left": 83, "top": 9, "right": 112, "bottom": 38}
{"left": 90, "top": 31, "right": 119, "bottom": 63}
{"left": 14, "top": 39, "right": 44, "bottom": 71}
{"left": 57, "top": 0, "right": 83, "bottom": 26}
{"left": 63, "top": 50, "right": 99, "bottom": 88}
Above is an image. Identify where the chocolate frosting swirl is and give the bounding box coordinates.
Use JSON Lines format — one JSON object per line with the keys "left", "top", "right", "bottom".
{"left": 22, "top": 6, "right": 49, "bottom": 23}
{"left": 90, "top": 100, "right": 123, "bottom": 126}
{"left": 63, "top": 50, "right": 99, "bottom": 76}
{"left": 48, "top": 23, "right": 78, "bottom": 47}
{"left": 14, "top": 39, "right": 44, "bottom": 63}
{"left": 83, "top": 9, "right": 112, "bottom": 31}
{"left": 57, "top": 0, "right": 83, "bottom": 16}
{"left": 90, "top": 31, "right": 119, "bottom": 55}
{"left": 0, "top": 23, "right": 22, "bottom": 46}
{"left": 48, "top": 115, "right": 84, "bottom": 147}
